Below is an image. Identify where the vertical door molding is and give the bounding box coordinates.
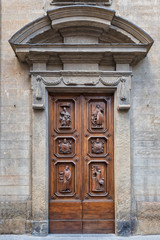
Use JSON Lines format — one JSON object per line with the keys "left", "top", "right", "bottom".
{"left": 31, "top": 67, "right": 49, "bottom": 236}
{"left": 114, "top": 91, "right": 131, "bottom": 236}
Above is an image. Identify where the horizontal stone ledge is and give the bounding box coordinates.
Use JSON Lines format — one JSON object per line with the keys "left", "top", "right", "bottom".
{"left": 15, "top": 43, "right": 148, "bottom": 51}
{"left": 30, "top": 70, "right": 132, "bottom": 77}
{"left": 50, "top": 2, "right": 112, "bottom": 6}
{"left": 50, "top": 0, "right": 112, "bottom": 5}
{"left": 15, "top": 44, "right": 147, "bottom": 64}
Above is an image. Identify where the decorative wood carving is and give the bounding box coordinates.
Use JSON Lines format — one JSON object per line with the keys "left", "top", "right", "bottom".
{"left": 55, "top": 99, "right": 76, "bottom": 133}
{"left": 106, "top": 155, "right": 111, "bottom": 161}
{"left": 49, "top": 94, "right": 114, "bottom": 233}
{"left": 91, "top": 138, "right": 104, "bottom": 154}
{"left": 87, "top": 98, "right": 108, "bottom": 133}
{"left": 58, "top": 138, "right": 72, "bottom": 154}
{"left": 74, "top": 132, "right": 79, "bottom": 138}
{"left": 55, "top": 162, "right": 75, "bottom": 197}
{"left": 75, "top": 157, "right": 79, "bottom": 162}
{"left": 59, "top": 104, "right": 72, "bottom": 128}
{"left": 54, "top": 137, "right": 75, "bottom": 158}
{"left": 88, "top": 161, "right": 109, "bottom": 197}
{"left": 91, "top": 165, "right": 105, "bottom": 192}
{"left": 52, "top": 132, "right": 57, "bottom": 138}
{"left": 107, "top": 194, "right": 112, "bottom": 200}
{"left": 88, "top": 136, "right": 108, "bottom": 157}
{"left": 85, "top": 132, "right": 90, "bottom": 138}
{"left": 75, "top": 194, "right": 79, "bottom": 199}
{"left": 106, "top": 131, "right": 111, "bottom": 138}
{"left": 59, "top": 166, "right": 72, "bottom": 193}
{"left": 51, "top": 194, "right": 56, "bottom": 200}
{"left": 85, "top": 156, "right": 89, "bottom": 161}
{"left": 91, "top": 104, "right": 104, "bottom": 129}
{"left": 85, "top": 193, "right": 90, "bottom": 199}
{"left": 52, "top": 158, "right": 56, "bottom": 163}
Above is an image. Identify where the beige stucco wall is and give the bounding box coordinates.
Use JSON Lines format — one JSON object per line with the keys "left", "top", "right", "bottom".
{"left": 0, "top": 0, "right": 160, "bottom": 235}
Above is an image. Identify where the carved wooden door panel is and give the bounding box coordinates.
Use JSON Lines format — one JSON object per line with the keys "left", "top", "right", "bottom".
{"left": 49, "top": 94, "right": 114, "bottom": 233}
{"left": 82, "top": 94, "right": 114, "bottom": 233}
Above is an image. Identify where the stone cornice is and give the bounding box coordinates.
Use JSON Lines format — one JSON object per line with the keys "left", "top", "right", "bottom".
{"left": 30, "top": 70, "right": 132, "bottom": 77}
{"left": 9, "top": 5, "right": 154, "bottom": 66}
{"left": 14, "top": 43, "right": 148, "bottom": 65}
{"left": 50, "top": 0, "right": 112, "bottom": 6}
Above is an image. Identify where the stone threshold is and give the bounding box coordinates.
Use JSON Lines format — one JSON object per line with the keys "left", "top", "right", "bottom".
{"left": 1, "top": 235, "right": 160, "bottom": 240}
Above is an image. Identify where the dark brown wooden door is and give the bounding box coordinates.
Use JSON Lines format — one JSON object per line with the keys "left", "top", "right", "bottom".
{"left": 49, "top": 94, "right": 114, "bottom": 234}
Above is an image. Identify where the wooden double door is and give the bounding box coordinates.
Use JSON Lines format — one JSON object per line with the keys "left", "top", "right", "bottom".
{"left": 49, "top": 94, "right": 114, "bottom": 233}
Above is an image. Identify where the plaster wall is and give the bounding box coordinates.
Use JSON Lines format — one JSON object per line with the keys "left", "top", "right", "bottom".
{"left": 0, "top": 0, "right": 160, "bottom": 235}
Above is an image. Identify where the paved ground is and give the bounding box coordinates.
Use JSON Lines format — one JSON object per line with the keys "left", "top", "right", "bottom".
{"left": 1, "top": 235, "right": 160, "bottom": 240}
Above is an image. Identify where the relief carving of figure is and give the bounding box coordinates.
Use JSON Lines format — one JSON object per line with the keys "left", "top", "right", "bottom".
{"left": 92, "top": 165, "right": 104, "bottom": 191}
{"left": 91, "top": 138, "right": 104, "bottom": 154}
{"left": 60, "top": 166, "right": 72, "bottom": 193}
{"left": 59, "top": 138, "right": 72, "bottom": 154}
{"left": 59, "top": 106, "right": 71, "bottom": 127}
{"left": 91, "top": 104, "right": 104, "bottom": 128}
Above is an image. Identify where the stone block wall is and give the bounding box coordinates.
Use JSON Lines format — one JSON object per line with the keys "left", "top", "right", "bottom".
{"left": 0, "top": 0, "right": 160, "bottom": 235}
{"left": 0, "top": 0, "right": 45, "bottom": 233}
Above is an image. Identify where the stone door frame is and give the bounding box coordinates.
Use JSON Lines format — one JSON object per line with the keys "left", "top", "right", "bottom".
{"left": 30, "top": 69, "right": 132, "bottom": 236}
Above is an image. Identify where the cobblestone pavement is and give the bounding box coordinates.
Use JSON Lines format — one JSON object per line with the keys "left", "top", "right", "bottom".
{"left": 1, "top": 235, "right": 160, "bottom": 240}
